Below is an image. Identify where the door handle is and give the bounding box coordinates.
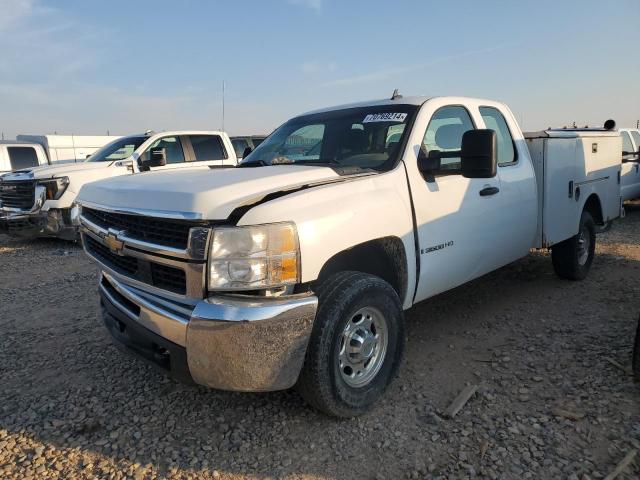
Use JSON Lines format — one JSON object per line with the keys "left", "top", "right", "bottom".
{"left": 479, "top": 186, "right": 499, "bottom": 196}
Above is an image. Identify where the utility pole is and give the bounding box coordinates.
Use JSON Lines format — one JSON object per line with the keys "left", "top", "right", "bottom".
{"left": 222, "top": 80, "right": 226, "bottom": 132}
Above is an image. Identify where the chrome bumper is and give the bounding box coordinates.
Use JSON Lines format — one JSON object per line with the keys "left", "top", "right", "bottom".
{"left": 99, "top": 272, "right": 318, "bottom": 392}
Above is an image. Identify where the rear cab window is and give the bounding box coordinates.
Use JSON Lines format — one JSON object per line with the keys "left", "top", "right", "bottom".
{"left": 189, "top": 135, "right": 226, "bottom": 161}
{"left": 7, "top": 146, "right": 40, "bottom": 170}
{"left": 479, "top": 107, "right": 516, "bottom": 166}
{"left": 231, "top": 139, "right": 249, "bottom": 158}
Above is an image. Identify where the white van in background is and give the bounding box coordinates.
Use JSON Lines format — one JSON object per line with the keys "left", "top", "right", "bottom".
{"left": 0, "top": 141, "right": 50, "bottom": 175}
{"left": 16, "top": 134, "right": 122, "bottom": 164}
{"left": 619, "top": 128, "right": 640, "bottom": 201}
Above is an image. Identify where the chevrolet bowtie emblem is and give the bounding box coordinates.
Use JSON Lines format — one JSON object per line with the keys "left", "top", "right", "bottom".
{"left": 104, "top": 231, "right": 125, "bottom": 254}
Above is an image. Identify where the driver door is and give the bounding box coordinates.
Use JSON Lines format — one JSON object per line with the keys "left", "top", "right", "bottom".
{"left": 407, "top": 105, "right": 502, "bottom": 302}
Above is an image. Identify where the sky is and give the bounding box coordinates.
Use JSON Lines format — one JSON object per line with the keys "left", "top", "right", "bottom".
{"left": 0, "top": 0, "right": 638, "bottom": 139}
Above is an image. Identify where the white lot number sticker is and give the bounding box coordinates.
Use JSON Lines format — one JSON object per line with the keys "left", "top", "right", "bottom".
{"left": 363, "top": 112, "right": 407, "bottom": 123}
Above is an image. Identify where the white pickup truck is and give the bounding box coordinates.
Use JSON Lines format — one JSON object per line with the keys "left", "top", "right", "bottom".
{"left": 0, "top": 131, "right": 237, "bottom": 240}
{"left": 619, "top": 128, "right": 640, "bottom": 201}
{"left": 76, "top": 95, "right": 621, "bottom": 417}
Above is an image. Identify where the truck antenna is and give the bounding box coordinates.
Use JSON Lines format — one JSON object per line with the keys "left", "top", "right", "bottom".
{"left": 391, "top": 89, "right": 402, "bottom": 100}
{"left": 222, "top": 80, "right": 226, "bottom": 131}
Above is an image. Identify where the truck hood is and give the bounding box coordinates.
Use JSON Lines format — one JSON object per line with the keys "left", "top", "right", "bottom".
{"left": 2, "top": 162, "right": 113, "bottom": 181}
{"left": 77, "top": 165, "right": 343, "bottom": 220}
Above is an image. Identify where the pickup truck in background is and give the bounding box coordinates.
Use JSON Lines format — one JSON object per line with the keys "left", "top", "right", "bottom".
{"left": 231, "top": 135, "right": 267, "bottom": 160}
{"left": 0, "top": 140, "right": 50, "bottom": 175}
{"left": 76, "top": 95, "right": 621, "bottom": 417}
{"left": 0, "top": 131, "right": 237, "bottom": 240}
{"left": 16, "top": 134, "right": 122, "bottom": 165}
{"left": 619, "top": 128, "right": 640, "bottom": 201}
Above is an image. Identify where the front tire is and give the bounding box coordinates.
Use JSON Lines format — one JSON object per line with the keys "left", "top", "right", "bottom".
{"left": 551, "top": 211, "right": 596, "bottom": 280}
{"left": 296, "top": 271, "right": 405, "bottom": 418}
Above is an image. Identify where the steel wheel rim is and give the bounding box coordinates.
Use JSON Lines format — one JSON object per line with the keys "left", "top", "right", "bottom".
{"left": 577, "top": 225, "right": 590, "bottom": 265}
{"left": 338, "top": 306, "right": 389, "bottom": 388}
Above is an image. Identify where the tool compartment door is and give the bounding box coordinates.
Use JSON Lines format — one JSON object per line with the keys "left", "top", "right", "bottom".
{"left": 541, "top": 137, "right": 581, "bottom": 246}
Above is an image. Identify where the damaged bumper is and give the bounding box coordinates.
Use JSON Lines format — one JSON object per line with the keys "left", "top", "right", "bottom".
{"left": 98, "top": 272, "right": 318, "bottom": 392}
{"left": 0, "top": 205, "right": 80, "bottom": 240}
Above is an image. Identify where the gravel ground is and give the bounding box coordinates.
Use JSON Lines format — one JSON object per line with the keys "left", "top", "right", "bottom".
{"left": 1, "top": 204, "right": 639, "bottom": 480}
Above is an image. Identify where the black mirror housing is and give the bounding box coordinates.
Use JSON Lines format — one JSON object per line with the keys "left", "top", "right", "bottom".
{"left": 142, "top": 147, "right": 167, "bottom": 168}
{"left": 461, "top": 129, "right": 497, "bottom": 178}
{"left": 417, "top": 147, "right": 441, "bottom": 173}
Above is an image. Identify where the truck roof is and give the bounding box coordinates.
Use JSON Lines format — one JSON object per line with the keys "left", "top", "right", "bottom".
{"left": 0, "top": 140, "right": 42, "bottom": 146}
{"left": 301, "top": 95, "right": 508, "bottom": 116}
{"left": 147, "top": 130, "right": 228, "bottom": 137}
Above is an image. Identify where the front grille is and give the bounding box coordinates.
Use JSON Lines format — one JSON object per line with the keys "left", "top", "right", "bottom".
{"left": 84, "top": 234, "right": 187, "bottom": 295}
{"left": 82, "top": 207, "right": 194, "bottom": 249}
{"left": 101, "top": 276, "right": 141, "bottom": 316}
{"left": 85, "top": 235, "right": 138, "bottom": 275}
{"left": 0, "top": 180, "right": 35, "bottom": 210}
{"left": 151, "top": 263, "right": 187, "bottom": 295}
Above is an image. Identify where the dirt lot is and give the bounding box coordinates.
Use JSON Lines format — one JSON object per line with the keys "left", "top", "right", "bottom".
{"left": 1, "top": 205, "right": 639, "bottom": 480}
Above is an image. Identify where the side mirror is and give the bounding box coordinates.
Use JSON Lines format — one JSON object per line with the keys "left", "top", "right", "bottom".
{"left": 85, "top": 154, "right": 91, "bottom": 159}
{"left": 141, "top": 147, "right": 167, "bottom": 168}
{"left": 242, "top": 146, "right": 253, "bottom": 159}
{"left": 417, "top": 147, "right": 441, "bottom": 173}
{"left": 461, "top": 129, "right": 497, "bottom": 178}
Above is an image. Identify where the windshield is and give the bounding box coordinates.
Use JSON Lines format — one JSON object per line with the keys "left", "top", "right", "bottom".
{"left": 241, "top": 105, "right": 418, "bottom": 171}
{"left": 86, "top": 136, "right": 147, "bottom": 162}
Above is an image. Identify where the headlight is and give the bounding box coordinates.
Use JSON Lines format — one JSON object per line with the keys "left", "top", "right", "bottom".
{"left": 208, "top": 222, "right": 299, "bottom": 291}
{"left": 39, "top": 177, "right": 70, "bottom": 200}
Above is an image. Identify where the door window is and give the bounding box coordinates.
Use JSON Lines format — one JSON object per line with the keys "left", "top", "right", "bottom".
{"left": 231, "top": 138, "right": 249, "bottom": 158}
{"left": 422, "top": 106, "right": 474, "bottom": 170}
{"left": 190, "top": 135, "right": 226, "bottom": 161}
{"left": 7, "top": 147, "right": 39, "bottom": 170}
{"left": 631, "top": 131, "right": 640, "bottom": 151}
{"left": 479, "top": 107, "right": 516, "bottom": 165}
{"left": 141, "top": 137, "right": 185, "bottom": 164}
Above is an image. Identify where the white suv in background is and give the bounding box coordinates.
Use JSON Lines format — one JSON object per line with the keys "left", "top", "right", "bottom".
{"left": 620, "top": 128, "right": 640, "bottom": 201}
{"left": 0, "top": 131, "right": 237, "bottom": 240}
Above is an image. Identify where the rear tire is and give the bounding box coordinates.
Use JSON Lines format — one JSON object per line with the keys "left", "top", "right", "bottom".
{"left": 296, "top": 271, "right": 405, "bottom": 418}
{"left": 551, "top": 211, "right": 596, "bottom": 280}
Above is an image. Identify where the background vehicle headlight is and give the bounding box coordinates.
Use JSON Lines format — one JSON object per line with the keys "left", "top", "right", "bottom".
{"left": 39, "top": 177, "right": 70, "bottom": 200}
{"left": 208, "top": 223, "right": 299, "bottom": 290}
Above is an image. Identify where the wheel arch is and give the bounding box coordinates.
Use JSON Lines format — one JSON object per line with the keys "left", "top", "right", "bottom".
{"left": 316, "top": 237, "right": 409, "bottom": 305}
{"left": 582, "top": 193, "right": 604, "bottom": 225}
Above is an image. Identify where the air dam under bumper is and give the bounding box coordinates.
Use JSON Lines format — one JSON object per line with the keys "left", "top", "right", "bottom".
{"left": 99, "top": 273, "right": 318, "bottom": 392}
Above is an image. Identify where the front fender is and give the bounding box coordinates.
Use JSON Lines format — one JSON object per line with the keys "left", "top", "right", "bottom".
{"left": 237, "top": 166, "right": 417, "bottom": 308}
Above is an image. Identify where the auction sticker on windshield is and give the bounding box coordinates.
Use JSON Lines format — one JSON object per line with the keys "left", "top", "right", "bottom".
{"left": 363, "top": 113, "right": 408, "bottom": 123}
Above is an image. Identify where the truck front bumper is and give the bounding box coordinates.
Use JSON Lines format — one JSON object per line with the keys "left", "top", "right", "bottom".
{"left": 0, "top": 206, "right": 80, "bottom": 240}
{"left": 98, "top": 272, "right": 318, "bottom": 392}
